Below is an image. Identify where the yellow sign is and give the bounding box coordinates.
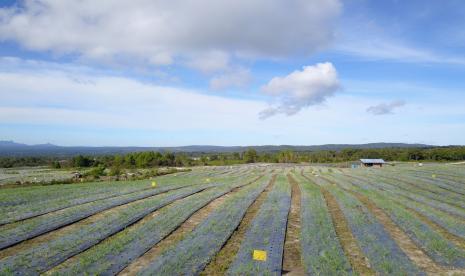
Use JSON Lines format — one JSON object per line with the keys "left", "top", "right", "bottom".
{"left": 253, "top": 250, "right": 267, "bottom": 261}
{"left": 151, "top": 181, "right": 157, "bottom": 187}
{"left": 432, "top": 174, "right": 436, "bottom": 178}
{"left": 205, "top": 178, "right": 211, "bottom": 182}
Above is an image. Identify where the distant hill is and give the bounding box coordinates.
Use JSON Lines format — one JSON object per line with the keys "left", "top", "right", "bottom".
{"left": 0, "top": 140, "right": 435, "bottom": 157}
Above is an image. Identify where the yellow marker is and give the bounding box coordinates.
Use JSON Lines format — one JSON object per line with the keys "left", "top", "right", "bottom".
{"left": 151, "top": 181, "right": 157, "bottom": 187}
{"left": 253, "top": 250, "right": 267, "bottom": 261}
{"left": 206, "top": 178, "right": 211, "bottom": 182}
{"left": 432, "top": 174, "right": 436, "bottom": 178}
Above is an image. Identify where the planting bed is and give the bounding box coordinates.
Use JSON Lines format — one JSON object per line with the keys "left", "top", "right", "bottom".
{"left": 0, "top": 164, "right": 464, "bottom": 275}
{"left": 226, "top": 174, "right": 291, "bottom": 275}
{"left": 138, "top": 175, "right": 273, "bottom": 275}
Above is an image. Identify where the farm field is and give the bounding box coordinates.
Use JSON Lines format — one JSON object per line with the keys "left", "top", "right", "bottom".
{"left": 0, "top": 163, "right": 464, "bottom": 275}
{"left": 0, "top": 167, "right": 75, "bottom": 186}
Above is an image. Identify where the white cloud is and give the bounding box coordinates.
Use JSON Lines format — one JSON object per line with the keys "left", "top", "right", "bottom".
{"left": 336, "top": 38, "right": 465, "bottom": 65}
{"left": 185, "top": 51, "right": 230, "bottom": 74}
{"left": 2, "top": 58, "right": 463, "bottom": 146}
{"left": 209, "top": 68, "right": 251, "bottom": 90}
{"left": 259, "top": 62, "right": 340, "bottom": 119}
{"left": 0, "top": 57, "right": 266, "bottom": 132}
{"left": 366, "top": 100, "right": 405, "bottom": 115}
{"left": 0, "top": 0, "right": 341, "bottom": 71}
{"left": 333, "top": 13, "right": 465, "bottom": 65}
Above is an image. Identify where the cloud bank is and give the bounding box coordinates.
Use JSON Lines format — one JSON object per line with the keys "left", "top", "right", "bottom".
{"left": 0, "top": 0, "right": 341, "bottom": 70}
{"left": 1, "top": 58, "right": 464, "bottom": 146}
{"left": 259, "top": 62, "right": 340, "bottom": 119}
{"left": 366, "top": 100, "right": 405, "bottom": 115}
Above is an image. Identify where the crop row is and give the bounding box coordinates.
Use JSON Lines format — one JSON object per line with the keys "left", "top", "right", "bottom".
{"left": 378, "top": 166, "right": 465, "bottom": 190}
{"left": 372, "top": 171, "right": 465, "bottom": 204}
{"left": 325, "top": 183, "right": 424, "bottom": 275}
{"left": 0, "top": 170, "right": 202, "bottom": 222}
{"left": 0, "top": 174, "right": 250, "bottom": 250}
{"left": 0, "top": 166, "right": 216, "bottom": 209}
{"left": 0, "top": 181, "right": 228, "bottom": 275}
{"left": 0, "top": 169, "right": 194, "bottom": 208}
{"left": 226, "top": 174, "right": 291, "bottom": 275}
{"left": 0, "top": 169, "right": 246, "bottom": 226}
{"left": 368, "top": 169, "right": 465, "bottom": 199}
{"left": 137, "top": 175, "right": 273, "bottom": 275}
{"left": 402, "top": 166, "right": 465, "bottom": 184}
{"left": 46, "top": 174, "right": 267, "bottom": 275}
{"left": 292, "top": 173, "right": 352, "bottom": 275}
{"left": 347, "top": 172, "right": 465, "bottom": 219}
{"left": 331, "top": 173, "right": 465, "bottom": 239}
{"left": 326, "top": 173, "right": 465, "bottom": 268}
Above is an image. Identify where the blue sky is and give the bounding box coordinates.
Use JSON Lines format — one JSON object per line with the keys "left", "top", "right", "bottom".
{"left": 0, "top": 0, "right": 464, "bottom": 146}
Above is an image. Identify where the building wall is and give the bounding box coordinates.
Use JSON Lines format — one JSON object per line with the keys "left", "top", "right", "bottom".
{"left": 362, "top": 163, "right": 383, "bottom": 168}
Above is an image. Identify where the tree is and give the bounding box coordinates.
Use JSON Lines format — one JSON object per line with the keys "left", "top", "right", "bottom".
{"left": 87, "top": 165, "right": 106, "bottom": 178}
{"left": 244, "top": 148, "right": 258, "bottom": 163}
{"left": 73, "top": 155, "right": 92, "bottom": 167}
{"left": 233, "top": 152, "right": 241, "bottom": 160}
{"left": 277, "top": 150, "right": 297, "bottom": 163}
{"left": 51, "top": 161, "right": 61, "bottom": 169}
{"left": 124, "top": 154, "right": 136, "bottom": 167}
{"left": 108, "top": 166, "right": 122, "bottom": 176}
{"left": 200, "top": 155, "right": 209, "bottom": 165}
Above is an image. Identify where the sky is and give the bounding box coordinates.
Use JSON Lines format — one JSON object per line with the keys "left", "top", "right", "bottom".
{"left": 0, "top": 0, "right": 464, "bottom": 146}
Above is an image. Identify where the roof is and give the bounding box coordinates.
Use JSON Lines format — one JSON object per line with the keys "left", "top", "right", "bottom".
{"left": 360, "top": 159, "right": 385, "bottom": 164}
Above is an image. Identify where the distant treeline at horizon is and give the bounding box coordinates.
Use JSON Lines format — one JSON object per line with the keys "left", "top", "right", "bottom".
{"left": 1, "top": 146, "right": 465, "bottom": 168}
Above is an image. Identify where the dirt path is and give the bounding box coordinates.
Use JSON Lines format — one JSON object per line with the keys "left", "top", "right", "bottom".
{"left": 300, "top": 171, "right": 375, "bottom": 275}
{"left": 119, "top": 175, "right": 271, "bottom": 276}
{"left": 0, "top": 186, "right": 158, "bottom": 227}
{"left": 321, "top": 188, "right": 375, "bottom": 276}
{"left": 343, "top": 173, "right": 465, "bottom": 222}
{"left": 200, "top": 175, "right": 277, "bottom": 275}
{"left": 43, "top": 188, "right": 208, "bottom": 275}
{"left": 349, "top": 190, "right": 465, "bottom": 275}
{"left": 351, "top": 190, "right": 444, "bottom": 274}
{"left": 376, "top": 174, "right": 465, "bottom": 207}
{"left": 282, "top": 174, "right": 304, "bottom": 275}
{"left": 340, "top": 173, "right": 465, "bottom": 243}
{"left": 325, "top": 174, "right": 465, "bottom": 276}
{"left": 0, "top": 183, "right": 207, "bottom": 252}
{"left": 0, "top": 187, "right": 207, "bottom": 261}
{"left": 396, "top": 202, "right": 465, "bottom": 251}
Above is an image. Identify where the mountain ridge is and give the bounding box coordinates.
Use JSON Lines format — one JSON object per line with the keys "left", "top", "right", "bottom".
{"left": 0, "top": 141, "right": 438, "bottom": 157}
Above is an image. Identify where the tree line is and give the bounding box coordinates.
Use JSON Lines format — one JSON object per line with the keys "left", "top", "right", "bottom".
{"left": 1, "top": 146, "right": 465, "bottom": 168}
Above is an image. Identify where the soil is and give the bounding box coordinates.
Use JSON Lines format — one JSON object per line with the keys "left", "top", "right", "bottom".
{"left": 351, "top": 191, "right": 465, "bottom": 275}
{"left": 282, "top": 174, "right": 304, "bottom": 275}
{"left": 200, "top": 175, "right": 277, "bottom": 275}
{"left": 119, "top": 175, "right": 268, "bottom": 276}
{"left": 321, "top": 188, "right": 375, "bottom": 276}
{"left": 327, "top": 175, "right": 465, "bottom": 276}
{"left": 344, "top": 173, "right": 465, "bottom": 222}
{"left": 398, "top": 203, "right": 465, "bottom": 251}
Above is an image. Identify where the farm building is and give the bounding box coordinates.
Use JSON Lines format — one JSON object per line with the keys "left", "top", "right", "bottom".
{"left": 360, "top": 159, "right": 385, "bottom": 168}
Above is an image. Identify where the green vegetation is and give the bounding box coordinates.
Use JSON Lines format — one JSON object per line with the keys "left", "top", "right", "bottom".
{"left": 292, "top": 173, "right": 352, "bottom": 275}
{"left": 2, "top": 146, "right": 465, "bottom": 169}
{"left": 0, "top": 164, "right": 464, "bottom": 275}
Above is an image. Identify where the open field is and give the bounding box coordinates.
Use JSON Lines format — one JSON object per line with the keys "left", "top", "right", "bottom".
{"left": 0, "top": 163, "right": 464, "bottom": 275}
{"left": 0, "top": 167, "right": 75, "bottom": 186}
